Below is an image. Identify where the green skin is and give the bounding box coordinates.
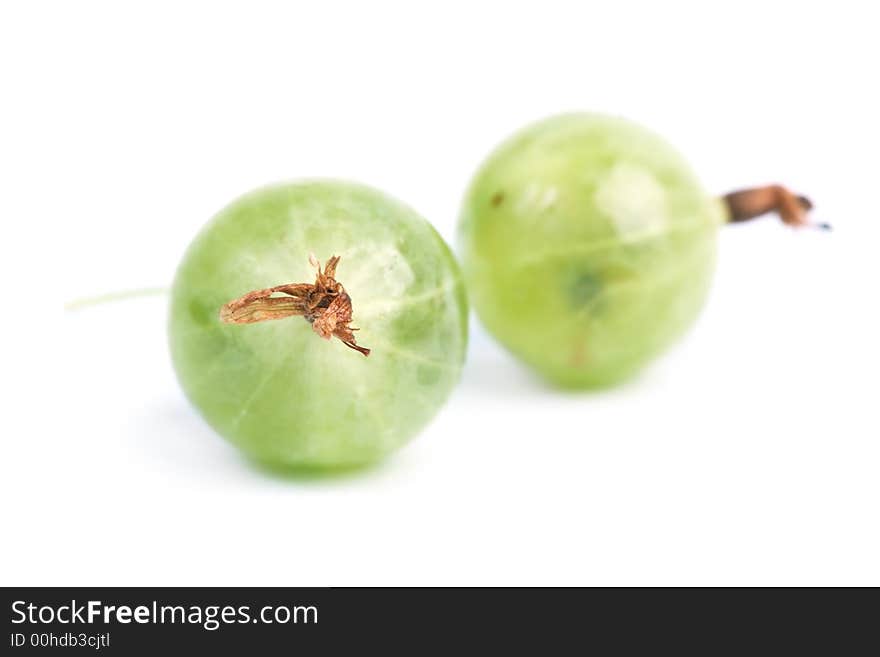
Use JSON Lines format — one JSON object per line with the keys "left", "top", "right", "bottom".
{"left": 170, "top": 181, "right": 468, "bottom": 469}
{"left": 459, "top": 113, "right": 725, "bottom": 388}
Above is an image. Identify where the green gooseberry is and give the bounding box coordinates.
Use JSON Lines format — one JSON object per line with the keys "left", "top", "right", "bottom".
{"left": 170, "top": 180, "right": 468, "bottom": 469}
{"left": 458, "top": 113, "right": 817, "bottom": 389}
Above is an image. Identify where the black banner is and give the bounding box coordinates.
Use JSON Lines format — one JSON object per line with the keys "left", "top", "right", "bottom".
{"left": 2, "top": 588, "right": 875, "bottom": 653}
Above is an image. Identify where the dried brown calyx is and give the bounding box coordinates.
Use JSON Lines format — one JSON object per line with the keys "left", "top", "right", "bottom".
{"left": 723, "top": 185, "right": 830, "bottom": 230}
{"left": 219, "top": 254, "right": 370, "bottom": 356}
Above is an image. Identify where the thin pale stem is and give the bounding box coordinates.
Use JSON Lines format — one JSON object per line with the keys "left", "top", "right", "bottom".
{"left": 64, "top": 287, "right": 168, "bottom": 311}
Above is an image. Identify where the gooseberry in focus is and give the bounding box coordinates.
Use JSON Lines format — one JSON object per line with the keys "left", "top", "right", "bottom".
{"left": 170, "top": 180, "right": 467, "bottom": 469}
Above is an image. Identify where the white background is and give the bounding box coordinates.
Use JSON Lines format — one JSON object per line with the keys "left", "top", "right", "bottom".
{"left": 3, "top": 1, "right": 879, "bottom": 585}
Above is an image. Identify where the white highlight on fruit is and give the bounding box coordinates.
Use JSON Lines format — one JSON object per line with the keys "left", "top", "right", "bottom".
{"left": 537, "top": 187, "right": 557, "bottom": 211}
{"left": 594, "top": 164, "right": 668, "bottom": 239}
{"left": 356, "top": 281, "right": 457, "bottom": 320}
{"left": 516, "top": 183, "right": 558, "bottom": 215}
{"left": 343, "top": 243, "right": 416, "bottom": 302}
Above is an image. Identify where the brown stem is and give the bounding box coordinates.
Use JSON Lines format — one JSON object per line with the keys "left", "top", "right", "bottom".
{"left": 340, "top": 340, "right": 371, "bottom": 357}
{"left": 219, "top": 285, "right": 311, "bottom": 324}
{"left": 723, "top": 185, "right": 830, "bottom": 230}
{"left": 218, "top": 255, "right": 370, "bottom": 357}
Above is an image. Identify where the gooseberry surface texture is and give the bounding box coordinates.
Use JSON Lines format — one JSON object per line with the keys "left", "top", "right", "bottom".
{"left": 459, "top": 113, "right": 723, "bottom": 388}
{"left": 170, "top": 181, "right": 467, "bottom": 468}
